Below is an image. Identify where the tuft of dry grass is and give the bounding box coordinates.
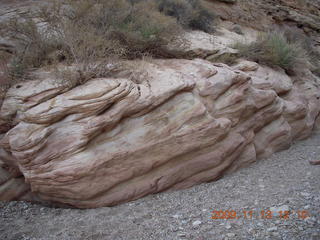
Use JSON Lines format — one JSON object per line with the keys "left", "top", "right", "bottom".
{"left": 233, "top": 31, "right": 308, "bottom": 72}
{"left": 283, "top": 28, "right": 320, "bottom": 77}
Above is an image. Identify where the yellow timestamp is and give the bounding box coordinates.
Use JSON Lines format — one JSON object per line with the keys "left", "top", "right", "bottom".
{"left": 211, "top": 210, "right": 310, "bottom": 220}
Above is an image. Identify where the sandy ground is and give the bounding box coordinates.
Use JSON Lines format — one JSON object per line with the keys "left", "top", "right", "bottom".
{"left": 0, "top": 133, "right": 319, "bottom": 240}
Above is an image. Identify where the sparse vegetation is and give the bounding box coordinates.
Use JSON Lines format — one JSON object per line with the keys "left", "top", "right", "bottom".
{"left": 158, "top": 0, "right": 216, "bottom": 33}
{"left": 234, "top": 31, "right": 308, "bottom": 72}
{"left": 283, "top": 28, "right": 320, "bottom": 76}
{"left": 0, "top": 52, "right": 11, "bottom": 87}
{"left": 0, "top": 52, "right": 11, "bottom": 98}
{"left": 0, "top": 0, "right": 216, "bottom": 89}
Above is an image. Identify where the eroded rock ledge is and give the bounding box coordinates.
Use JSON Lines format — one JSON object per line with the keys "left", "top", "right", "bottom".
{"left": 0, "top": 59, "right": 319, "bottom": 208}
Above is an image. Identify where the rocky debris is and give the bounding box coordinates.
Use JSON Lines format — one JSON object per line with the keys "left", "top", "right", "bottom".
{"left": 0, "top": 58, "right": 319, "bottom": 208}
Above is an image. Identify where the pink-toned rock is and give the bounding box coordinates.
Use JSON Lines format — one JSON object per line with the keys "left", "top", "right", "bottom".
{"left": 225, "top": 143, "right": 256, "bottom": 174}
{"left": 0, "top": 177, "right": 30, "bottom": 201}
{"left": 232, "top": 60, "right": 259, "bottom": 72}
{"left": 0, "top": 59, "right": 319, "bottom": 208}
{"left": 0, "top": 159, "right": 32, "bottom": 201}
{"left": 315, "top": 115, "right": 320, "bottom": 132}
{"left": 0, "top": 70, "right": 70, "bottom": 133}
{"left": 254, "top": 116, "right": 292, "bottom": 158}
{"left": 282, "top": 71, "right": 320, "bottom": 139}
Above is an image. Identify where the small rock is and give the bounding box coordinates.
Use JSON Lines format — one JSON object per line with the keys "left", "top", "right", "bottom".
{"left": 192, "top": 220, "right": 202, "bottom": 227}
{"left": 257, "top": 222, "right": 264, "bottom": 227}
{"left": 177, "top": 233, "right": 187, "bottom": 237}
{"left": 271, "top": 232, "right": 280, "bottom": 237}
{"left": 226, "top": 233, "right": 236, "bottom": 238}
{"left": 172, "top": 214, "right": 180, "bottom": 219}
{"left": 309, "top": 159, "right": 320, "bottom": 165}
{"left": 225, "top": 224, "right": 232, "bottom": 230}
{"left": 267, "top": 226, "right": 278, "bottom": 232}
{"left": 301, "top": 192, "right": 311, "bottom": 199}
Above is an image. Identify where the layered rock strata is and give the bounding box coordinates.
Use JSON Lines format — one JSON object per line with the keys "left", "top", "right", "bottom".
{"left": 0, "top": 59, "right": 319, "bottom": 208}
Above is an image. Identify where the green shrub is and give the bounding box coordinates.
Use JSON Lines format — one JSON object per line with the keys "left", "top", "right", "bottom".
{"left": 234, "top": 32, "right": 307, "bottom": 71}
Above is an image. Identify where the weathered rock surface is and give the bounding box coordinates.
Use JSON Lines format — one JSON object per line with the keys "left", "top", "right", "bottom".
{"left": 205, "top": 0, "right": 320, "bottom": 34}
{"left": 0, "top": 59, "right": 319, "bottom": 208}
{"left": 166, "top": 28, "right": 257, "bottom": 61}
{"left": 204, "top": 0, "right": 320, "bottom": 59}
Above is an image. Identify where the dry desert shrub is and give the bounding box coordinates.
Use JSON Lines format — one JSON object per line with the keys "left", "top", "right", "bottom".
{"left": 158, "top": 0, "right": 216, "bottom": 33}
{"left": 0, "top": 53, "right": 11, "bottom": 98}
{"left": 234, "top": 31, "right": 308, "bottom": 72}
{"left": 283, "top": 28, "right": 320, "bottom": 76}
{"left": 0, "top": 0, "right": 184, "bottom": 88}
{"left": 0, "top": 0, "right": 217, "bottom": 90}
{"left": 0, "top": 52, "right": 11, "bottom": 88}
{"left": 0, "top": 49, "right": 31, "bottom": 96}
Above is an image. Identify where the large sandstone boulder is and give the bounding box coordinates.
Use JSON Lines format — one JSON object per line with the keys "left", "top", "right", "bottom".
{"left": 0, "top": 59, "right": 319, "bottom": 208}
